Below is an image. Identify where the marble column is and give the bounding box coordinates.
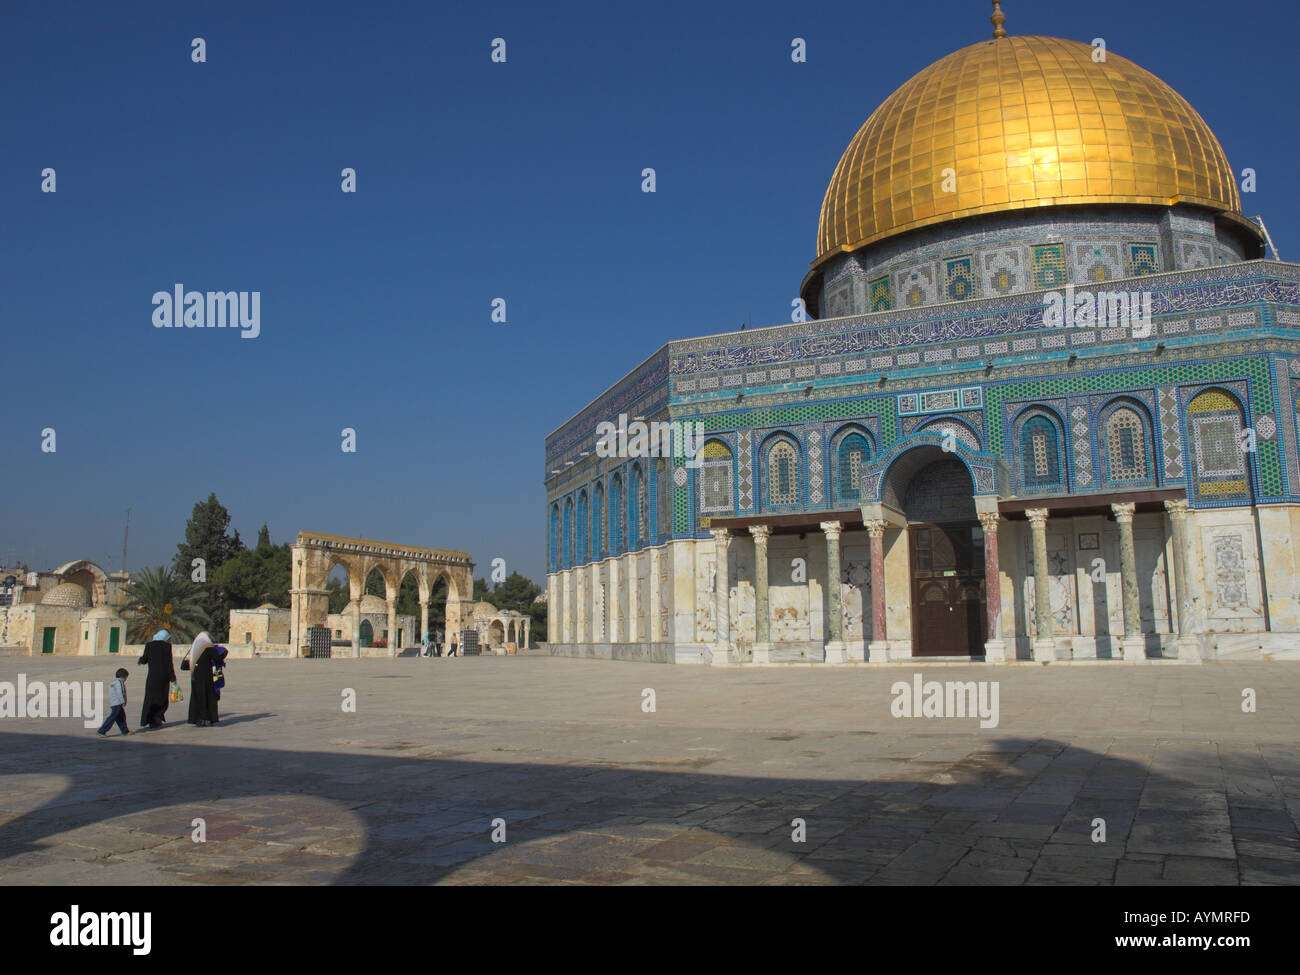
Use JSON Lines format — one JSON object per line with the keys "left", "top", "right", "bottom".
{"left": 1112, "top": 502, "right": 1145, "bottom": 662}
{"left": 420, "top": 600, "right": 429, "bottom": 652}
{"left": 648, "top": 547, "right": 661, "bottom": 644}
{"left": 978, "top": 511, "right": 1006, "bottom": 662}
{"left": 821, "top": 521, "right": 847, "bottom": 663}
{"left": 749, "top": 525, "right": 773, "bottom": 663}
{"left": 386, "top": 597, "right": 398, "bottom": 657}
{"left": 1163, "top": 499, "right": 1201, "bottom": 661}
{"left": 866, "top": 519, "right": 889, "bottom": 662}
{"left": 1026, "top": 508, "right": 1055, "bottom": 661}
{"left": 709, "top": 528, "right": 732, "bottom": 665}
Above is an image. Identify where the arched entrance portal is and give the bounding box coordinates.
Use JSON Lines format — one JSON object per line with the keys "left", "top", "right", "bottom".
{"left": 902, "top": 457, "right": 986, "bottom": 656}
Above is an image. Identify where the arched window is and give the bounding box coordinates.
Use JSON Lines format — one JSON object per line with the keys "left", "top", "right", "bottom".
{"left": 697, "top": 440, "right": 734, "bottom": 517}
{"left": 629, "top": 464, "right": 646, "bottom": 549}
{"left": 656, "top": 459, "right": 670, "bottom": 542}
{"left": 835, "top": 431, "right": 871, "bottom": 503}
{"left": 592, "top": 482, "right": 604, "bottom": 559}
{"left": 767, "top": 439, "right": 800, "bottom": 506}
{"left": 609, "top": 474, "right": 624, "bottom": 554}
{"left": 1188, "top": 389, "right": 1248, "bottom": 498}
{"left": 549, "top": 504, "right": 559, "bottom": 572}
{"left": 562, "top": 498, "right": 574, "bottom": 568}
{"left": 1020, "top": 413, "right": 1064, "bottom": 489}
{"left": 577, "top": 490, "right": 589, "bottom": 563}
{"left": 1104, "top": 406, "right": 1149, "bottom": 482}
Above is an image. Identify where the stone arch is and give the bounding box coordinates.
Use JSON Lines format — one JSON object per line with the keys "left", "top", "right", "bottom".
{"left": 52, "top": 560, "right": 110, "bottom": 607}
{"left": 869, "top": 435, "right": 991, "bottom": 509}
{"left": 916, "top": 415, "right": 982, "bottom": 452}
{"left": 289, "top": 533, "right": 473, "bottom": 658}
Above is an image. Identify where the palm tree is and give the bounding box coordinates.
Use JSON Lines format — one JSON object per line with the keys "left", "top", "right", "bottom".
{"left": 120, "top": 565, "right": 210, "bottom": 643}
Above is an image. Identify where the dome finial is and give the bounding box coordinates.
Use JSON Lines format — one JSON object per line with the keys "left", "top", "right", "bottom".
{"left": 991, "top": 0, "right": 1007, "bottom": 38}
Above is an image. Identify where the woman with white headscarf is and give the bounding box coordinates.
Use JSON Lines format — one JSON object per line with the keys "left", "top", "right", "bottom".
{"left": 137, "top": 629, "right": 176, "bottom": 728}
{"left": 184, "top": 631, "right": 220, "bottom": 726}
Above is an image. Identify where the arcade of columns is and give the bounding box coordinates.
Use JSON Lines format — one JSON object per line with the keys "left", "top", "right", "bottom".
{"left": 288, "top": 532, "right": 475, "bottom": 658}
{"left": 549, "top": 498, "right": 1200, "bottom": 663}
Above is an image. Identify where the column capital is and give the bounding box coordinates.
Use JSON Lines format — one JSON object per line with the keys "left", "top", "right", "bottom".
{"left": 977, "top": 511, "right": 1001, "bottom": 534}
{"left": 709, "top": 527, "right": 730, "bottom": 546}
{"left": 819, "top": 520, "right": 843, "bottom": 541}
{"left": 865, "top": 519, "right": 887, "bottom": 538}
{"left": 748, "top": 524, "right": 772, "bottom": 543}
{"left": 1163, "top": 498, "right": 1190, "bottom": 519}
{"left": 1025, "top": 507, "right": 1049, "bottom": 528}
{"left": 1111, "top": 501, "right": 1136, "bottom": 524}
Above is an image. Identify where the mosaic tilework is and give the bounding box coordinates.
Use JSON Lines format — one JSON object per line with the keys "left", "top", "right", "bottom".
{"left": 813, "top": 207, "right": 1246, "bottom": 316}
{"left": 901, "top": 408, "right": 983, "bottom": 437}
{"left": 1158, "top": 386, "right": 1185, "bottom": 479}
{"left": 1032, "top": 244, "right": 1067, "bottom": 289}
{"left": 917, "top": 418, "right": 980, "bottom": 451}
{"left": 669, "top": 265, "right": 1296, "bottom": 376}
{"left": 737, "top": 429, "right": 753, "bottom": 510}
{"left": 1179, "top": 239, "right": 1214, "bottom": 269}
{"left": 807, "top": 424, "right": 824, "bottom": 503}
{"left": 1070, "top": 403, "right": 1092, "bottom": 486}
{"left": 1074, "top": 242, "right": 1122, "bottom": 283}
{"left": 944, "top": 256, "right": 976, "bottom": 301}
{"left": 982, "top": 246, "right": 1026, "bottom": 297}
{"left": 896, "top": 264, "right": 938, "bottom": 308}
{"left": 1129, "top": 242, "right": 1160, "bottom": 276}
{"left": 898, "top": 386, "right": 983, "bottom": 416}
{"left": 1277, "top": 363, "right": 1300, "bottom": 494}
{"left": 869, "top": 276, "right": 891, "bottom": 312}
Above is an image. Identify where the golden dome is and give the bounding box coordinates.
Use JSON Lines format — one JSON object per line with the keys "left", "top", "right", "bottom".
{"left": 813, "top": 34, "right": 1252, "bottom": 270}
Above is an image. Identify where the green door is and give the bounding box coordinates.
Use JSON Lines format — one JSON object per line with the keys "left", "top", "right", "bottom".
{"left": 359, "top": 619, "right": 373, "bottom": 647}
{"left": 41, "top": 627, "right": 56, "bottom": 654}
{"left": 109, "top": 628, "right": 120, "bottom": 653}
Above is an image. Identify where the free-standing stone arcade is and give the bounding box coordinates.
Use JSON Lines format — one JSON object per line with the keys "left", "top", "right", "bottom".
{"left": 288, "top": 532, "right": 473, "bottom": 658}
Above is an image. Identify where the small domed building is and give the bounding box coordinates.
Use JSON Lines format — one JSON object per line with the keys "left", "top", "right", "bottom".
{"left": 469, "top": 601, "right": 532, "bottom": 653}
{"left": 0, "top": 560, "right": 131, "bottom": 655}
{"left": 543, "top": 10, "right": 1297, "bottom": 664}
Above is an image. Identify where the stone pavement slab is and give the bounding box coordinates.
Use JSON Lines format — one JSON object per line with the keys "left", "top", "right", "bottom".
{"left": 0, "top": 655, "right": 1296, "bottom": 885}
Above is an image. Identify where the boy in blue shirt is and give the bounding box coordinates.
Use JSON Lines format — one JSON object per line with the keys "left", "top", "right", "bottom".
{"left": 97, "top": 667, "right": 131, "bottom": 737}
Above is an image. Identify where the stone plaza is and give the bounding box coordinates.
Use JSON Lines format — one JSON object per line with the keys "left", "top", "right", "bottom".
{"left": 0, "top": 654, "right": 1295, "bottom": 885}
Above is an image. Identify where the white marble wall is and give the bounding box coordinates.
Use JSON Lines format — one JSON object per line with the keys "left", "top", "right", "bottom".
{"left": 545, "top": 503, "right": 1299, "bottom": 661}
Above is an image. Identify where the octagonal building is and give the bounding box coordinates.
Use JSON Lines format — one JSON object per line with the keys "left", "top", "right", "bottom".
{"left": 543, "top": 19, "right": 1298, "bottom": 665}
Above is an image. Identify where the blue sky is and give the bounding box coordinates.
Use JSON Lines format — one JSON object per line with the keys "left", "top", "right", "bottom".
{"left": 2, "top": 0, "right": 1295, "bottom": 585}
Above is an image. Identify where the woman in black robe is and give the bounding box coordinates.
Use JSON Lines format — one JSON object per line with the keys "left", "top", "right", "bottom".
{"left": 137, "top": 629, "right": 176, "bottom": 728}
{"left": 185, "top": 632, "right": 220, "bottom": 726}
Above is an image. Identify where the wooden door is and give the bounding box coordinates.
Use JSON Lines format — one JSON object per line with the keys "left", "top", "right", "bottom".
{"left": 910, "top": 523, "right": 986, "bottom": 656}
